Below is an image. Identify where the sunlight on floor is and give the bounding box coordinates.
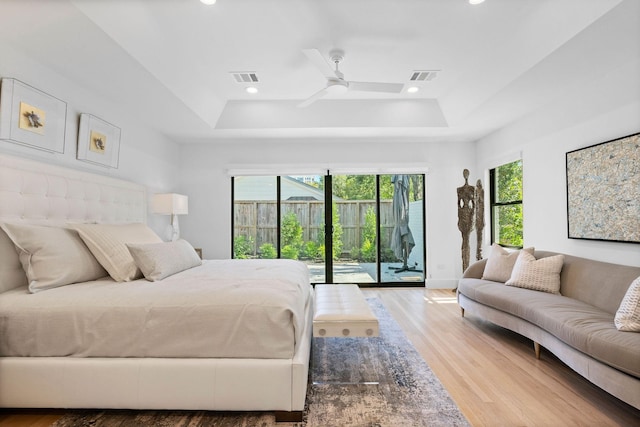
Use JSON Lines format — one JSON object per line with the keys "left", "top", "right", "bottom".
{"left": 423, "top": 293, "right": 458, "bottom": 304}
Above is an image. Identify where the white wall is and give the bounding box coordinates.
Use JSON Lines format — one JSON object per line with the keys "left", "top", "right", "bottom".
{"left": 179, "top": 139, "right": 478, "bottom": 288}
{"left": 476, "top": 57, "right": 640, "bottom": 267}
{"left": 0, "top": 40, "right": 182, "bottom": 235}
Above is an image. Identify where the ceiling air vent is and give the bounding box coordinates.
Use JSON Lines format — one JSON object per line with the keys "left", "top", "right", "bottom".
{"left": 409, "top": 70, "right": 438, "bottom": 81}
{"left": 230, "top": 72, "right": 259, "bottom": 83}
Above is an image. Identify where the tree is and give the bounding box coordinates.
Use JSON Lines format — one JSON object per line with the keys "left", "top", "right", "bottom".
{"left": 281, "top": 211, "right": 303, "bottom": 259}
{"left": 494, "top": 160, "right": 523, "bottom": 247}
{"left": 330, "top": 175, "right": 394, "bottom": 200}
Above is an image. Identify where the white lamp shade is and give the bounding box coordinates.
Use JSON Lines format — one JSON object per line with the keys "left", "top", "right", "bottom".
{"left": 152, "top": 193, "right": 188, "bottom": 215}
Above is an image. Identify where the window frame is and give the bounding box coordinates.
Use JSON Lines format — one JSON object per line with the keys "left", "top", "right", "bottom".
{"left": 489, "top": 160, "right": 523, "bottom": 249}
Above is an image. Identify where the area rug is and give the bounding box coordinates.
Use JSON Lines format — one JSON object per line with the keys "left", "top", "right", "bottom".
{"left": 53, "top": 298, "right": 469, "bottom": 427}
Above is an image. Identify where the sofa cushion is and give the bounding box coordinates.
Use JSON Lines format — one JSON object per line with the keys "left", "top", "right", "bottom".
{"left": 482, "top": 244, "right": 534, "bottom": 283}
{"left": 506, "top": 251, "right": 564, "bottom": 294}
{"left": 535, "top": 251, "right": 640, "bottom": 315}
{"left": 458, "top": 280, "right": 640, "bottom": 378}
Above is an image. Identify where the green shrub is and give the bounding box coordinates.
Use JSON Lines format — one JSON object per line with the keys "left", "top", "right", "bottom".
{"left": 317, "top": 244, "right": 326, "bottom": 261}
{"left": 302, "top": 241, "right": 319, "bottom": 260}
{"left": 258, "top": 243, "right": 277, "bottom": 259}
{"left": 281, "top": 244, "right": 299, "bottom": 260}
{"left": 350, "top": 246, "right": 360, "bottom": 260}
{"left": 281, "top": 212, "right": 303, "bottom": 250}
{"left": 362, "top": 206, "right": 376, "bottom": 243}
{"left": 233, "top": 235, "right": 254, "bottom": 259}
{"left": 360, "top": 239, "right": 376, "bottom": 262}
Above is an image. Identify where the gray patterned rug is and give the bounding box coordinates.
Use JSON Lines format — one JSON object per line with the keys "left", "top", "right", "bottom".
{"left": 53, "top": 298, "right": 469, "bottom": 427}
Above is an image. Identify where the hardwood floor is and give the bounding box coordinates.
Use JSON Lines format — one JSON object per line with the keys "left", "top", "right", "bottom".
{"left": 1, "top": 288, "right": 638, "bottom": 426}
{"left": 366, "top": 288, "right": 640, "bottom": 427}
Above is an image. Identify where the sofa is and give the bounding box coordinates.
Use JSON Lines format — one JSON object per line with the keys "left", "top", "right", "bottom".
{"left": 457, "top": 248, "right": 640, "bottom": 409}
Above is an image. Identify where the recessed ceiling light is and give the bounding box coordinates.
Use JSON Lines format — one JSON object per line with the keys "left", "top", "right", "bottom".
{"left": 469, "top": 0, "right": 485, "bottom": 4}
{"left": 407, "top": 86, "right": 420, "bottom": 93}
{"left": 246, "top": 86, "right": 258, "bottom": 94}
{"left": 200, "top": 0, "right": 216, "bottom": 5}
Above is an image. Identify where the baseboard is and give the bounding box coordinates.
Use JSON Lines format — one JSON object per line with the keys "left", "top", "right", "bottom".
{"left": 425, "top": 278, "right": 458, "bottom": 289}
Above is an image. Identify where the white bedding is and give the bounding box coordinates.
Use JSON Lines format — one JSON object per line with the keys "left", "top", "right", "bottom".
{"left": 0, "top": 259, "right": 312, "bottom": 359}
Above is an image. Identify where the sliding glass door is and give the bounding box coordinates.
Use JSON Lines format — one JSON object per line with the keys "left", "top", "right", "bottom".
{"left": 279, "top": 175, "right": 326, "bottom": 283}
{"left": 380, "top": 174, "right": 425, "bottom": 284}
{"left": 331, "top": 175, "right": 377, "bottom": 283}
{"left": 232, "top": 173, "right": 425, "bottom": 286}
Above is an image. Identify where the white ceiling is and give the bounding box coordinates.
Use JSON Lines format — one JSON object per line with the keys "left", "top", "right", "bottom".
{"left": 0, "top": 0, "right": 637, "bottom": 144}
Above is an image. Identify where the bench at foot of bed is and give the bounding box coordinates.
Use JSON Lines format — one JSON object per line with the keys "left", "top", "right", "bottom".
{"left": 313, "top": 284, "right": 379, "bottom": 338}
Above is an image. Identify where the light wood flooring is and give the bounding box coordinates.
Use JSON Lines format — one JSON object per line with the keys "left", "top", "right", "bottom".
{"left": 369, "top": 288, "right": 640, "bottom": 427}
{"left": 1, "top": 288, "right": 638, "bottom": 426}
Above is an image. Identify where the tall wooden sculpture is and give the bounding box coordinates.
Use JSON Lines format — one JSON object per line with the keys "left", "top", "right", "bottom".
{"left": 475, "top": 179, "right": 485, "bottom": 261}
{"left": 457, "top": 169, "right": 475, "bottom": 273}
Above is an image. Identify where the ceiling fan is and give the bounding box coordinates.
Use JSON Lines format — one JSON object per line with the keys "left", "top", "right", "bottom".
{"left": 298, "top": 48, "right": 404, "bottom": 108}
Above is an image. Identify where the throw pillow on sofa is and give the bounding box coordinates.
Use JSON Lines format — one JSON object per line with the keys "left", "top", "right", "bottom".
{"left": 482, "top": 244, "right": 535, "bottom": 283}
{"left": 614, "top": 276, "right": 640, "bottom": 332}
{"left": 505, "top": 251, "right": 564, "bottom": 294}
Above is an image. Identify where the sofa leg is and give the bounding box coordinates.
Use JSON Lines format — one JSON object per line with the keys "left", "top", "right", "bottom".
{"left": 275, "top": 411, "right": 302, "bottom": 422}
{"left": 460, "top": 307, "right": 465, "bottom": 317}
{"left": 534, "top": 342, "right": 541, "bottom": 359}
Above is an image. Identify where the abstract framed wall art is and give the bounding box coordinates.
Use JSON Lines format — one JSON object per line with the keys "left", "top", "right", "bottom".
{"left": 566, "top": 132, "right": 639, "bottom": 243}
{"left": 0, "top": 78, "right": 67, "bottom": 153}
{"left": 77, "top": 113, "right": 121, "bottom": 168}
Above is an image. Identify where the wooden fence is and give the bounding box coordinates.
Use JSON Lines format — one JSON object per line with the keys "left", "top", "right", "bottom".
{"left": 234, "top": 200, "right": 396, "bottom": 256}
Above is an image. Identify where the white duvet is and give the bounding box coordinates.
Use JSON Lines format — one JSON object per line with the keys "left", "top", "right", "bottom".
{"left": 0, "top": 259, "right": 312, "bottom": 359}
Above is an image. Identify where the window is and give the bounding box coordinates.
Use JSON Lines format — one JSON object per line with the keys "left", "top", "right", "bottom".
{"left": 490, "top": 160, "right": 523, "bottom": 248}
{"left": 232, "top": 173, "right": 425, "bottom": 286}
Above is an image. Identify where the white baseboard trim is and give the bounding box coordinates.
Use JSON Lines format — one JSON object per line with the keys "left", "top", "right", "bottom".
{"left": 425, "top": 278, "right": 458, "bottom": 289}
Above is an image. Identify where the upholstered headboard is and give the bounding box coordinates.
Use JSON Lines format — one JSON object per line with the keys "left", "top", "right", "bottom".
{"left": 0, "top": 153, "right": 147, "bottom": 292}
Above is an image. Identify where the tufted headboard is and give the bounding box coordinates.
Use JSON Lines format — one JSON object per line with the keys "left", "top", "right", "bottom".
{"left": 0, "top": 153, "right": 147, "bottom": 292}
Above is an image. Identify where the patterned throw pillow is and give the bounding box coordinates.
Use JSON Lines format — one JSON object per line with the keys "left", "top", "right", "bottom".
{"left": 127, "top": 239, "right": 202, "bottom": 281}
{"left": 482, "top": 244, "right": 535, "bottom": 283}
{"left": 73, "top": 223, "right": 163, "bottom": 282}
{"left": 505, "top": 251, "right": 564, "bottom": 294}
{"left": 614, "top": 277, "right": 640, "bottom": 332}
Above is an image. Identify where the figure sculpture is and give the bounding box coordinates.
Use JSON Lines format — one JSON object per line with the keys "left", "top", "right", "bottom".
{"left": 475, "top": 179, "right": 485, "bottom": 261}
{"left": 457, "top": 169, "right": 475, "bottom": 273}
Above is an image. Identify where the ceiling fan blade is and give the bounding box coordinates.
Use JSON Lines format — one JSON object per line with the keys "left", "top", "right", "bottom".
{"left": 348, "top": 81, "right": 404, "bottom": 93}
{"left": 297, "top": 87, "right": 329, "bottom": 108}
{"left": 302, "top": 48, "right": 339, "bottom": 80}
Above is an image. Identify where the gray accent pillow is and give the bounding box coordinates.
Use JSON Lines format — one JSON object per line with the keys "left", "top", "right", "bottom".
{"left": 127, "top": 239, "right": 202, "bottom": 281}
{"left": 0, "top": 223, "right": 107, "bottom": 293}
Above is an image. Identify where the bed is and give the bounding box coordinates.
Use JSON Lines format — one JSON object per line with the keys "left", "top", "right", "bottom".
{"left": 0, "top": 153, "right": 313, "bottom": 422}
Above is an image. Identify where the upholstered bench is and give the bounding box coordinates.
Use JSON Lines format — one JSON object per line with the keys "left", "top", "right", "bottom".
{"left": 313, "top": 284, "right": 379, "bottom": 338}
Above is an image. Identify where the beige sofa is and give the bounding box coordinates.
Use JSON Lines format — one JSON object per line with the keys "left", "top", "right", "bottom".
{"left": 457, "top": 251, "right": 640, "bottom": 409}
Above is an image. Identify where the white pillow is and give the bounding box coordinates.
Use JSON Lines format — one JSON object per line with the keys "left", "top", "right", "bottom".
{"left": 0, "top": 223, "right": 107, "bottom": 293}
{"left": 615, "top": 277, "right": 640, "bottom": 332}
{"left": 0, "top": 226, "right": 28, "bottom": 292}
{"left": 482, "top": 244, "right": 535, "bottom": 283}
{"left": 73, "top": 223, "right": 162, "bottom": 282}
{"left": 505, "top": 251, "right": 564, "bottom": 294}
{"left": 127, "top": 239, "right": 202, "bottom": 281}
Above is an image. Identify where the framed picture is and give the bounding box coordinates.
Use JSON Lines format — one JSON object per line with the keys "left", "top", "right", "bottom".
{"left": 0, "top": 78, "right": 67, "bottom": 153}
{"left": 566, "top": 132, "right": 639, "bottom": 243}
{"left": 77, "top": 113, "right": 121, "bottom": 168}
